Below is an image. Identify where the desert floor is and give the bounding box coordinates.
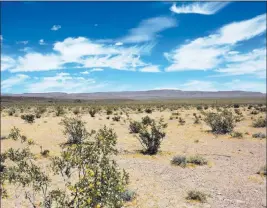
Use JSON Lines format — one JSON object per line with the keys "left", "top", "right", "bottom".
{"left": 1, "top": 107, "right": 266, "bottom": 208}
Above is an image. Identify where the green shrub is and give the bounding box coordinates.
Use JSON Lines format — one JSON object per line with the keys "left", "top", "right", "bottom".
{"left": 204, "top": 110, "right": 235, "bottom": 134}
{"left": 186, "top": 190, "right": 207, "bottom": 203}
{"left": 129, "top": 121, "right": 142, "bottom": 134}
{"left": 233, "top": 104, "right": 239, "bottom": 108}
{"left": 137, "top": 117, "right": 167, "bottom": 155}
{"left": 21, "top": 114, "right": 35, "bottom": 123}
{"left": 60, "top": 117, "right": 89, "bottom": 144}
{"left": 196, "top": 106, "right": 202, "bottom": 110}
{"left": 252, "top": 117, "right": 266, "bottom": 128}
{"left": 231, "top": 131, "right": 243, "bottom": 139}
{"left": 142, "top": 116, "right": 153, "bottom": 126}
{"left": 252, "top": 132, "right": 266, "bottom": 139}
{"left": 73, "top": 107, "right": 80, "bottom": 115}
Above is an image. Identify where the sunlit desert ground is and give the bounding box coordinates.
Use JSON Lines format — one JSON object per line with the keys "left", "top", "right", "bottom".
{"left": 1, "top": 104, "right": 266, "bottom": 208}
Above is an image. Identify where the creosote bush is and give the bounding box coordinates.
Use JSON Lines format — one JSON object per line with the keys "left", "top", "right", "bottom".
{"left": 145, "top": 108, "right": 152, "bottom": 114}
{"left": 136, "top": 117, "right": 167, "bottom": 155}
{"left": 112, "top": 116, "right": 121, "bottom": 122}
{"left": 21, "top": 114, "right": 35, "bottom": 123}
{"left": 8, "top": 108, "right": 16, "bottom": 116}
{"left": 204, "top": 110, "right": 235, "bottom": 134}
{"left": 129, "top": 121, "right": 142, "bottom": 134}
{"left": 186, "top": 190, "right": 207, "bottom": 203}
{"left": 60, "top": 117, "right": 89, "bottom": 144}
{"left": 55, "top": 106, "right": 64, "bottom": 116}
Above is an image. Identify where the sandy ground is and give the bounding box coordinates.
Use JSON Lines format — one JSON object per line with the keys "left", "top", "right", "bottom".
{"left": 1, "top": 107, "right": 266, "bottom": 208}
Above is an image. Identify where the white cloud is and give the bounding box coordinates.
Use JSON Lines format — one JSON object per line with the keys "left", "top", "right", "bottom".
{"left": 16, "top": 41, "right": 29, "bottom": 45}
{"left": 51, "top": 25, "right": 61, "bottom": 31}
{"left": 80, "top": 70, "right": 90, "bottom": 74}
{"left": 1, "top": 56, "right": 16, "bottom": 71}
{"left": 170, "top": 2, "right": 229, "bottom": 15}
{"left": 115, "top": 42, "right": 123, "bottom": 46}
{"left": 91, "top": 68, "right": 104, "bottom": 72}
{"left": 10, "top": 52, "right": 63, "bottom": 72}
{"left": 39, "top": 39, "right": 46, "bottom": 45}
{"left": 19, "top": 47, "right": 32, "bottom": 53}
{"left": 165, "top": 14, "right": 266, "bottom": 73}
{"left": 216, "top": 48, "right": 266, "bottom": 78}
{"left": 139, "top": 65, "right": 161, "bottom": 73}
{"left": 27, "top": 73, "right": 106, "bottom": 93}
{"left": 120, "top": 16, "right": 177, "bottom": 43}
{"left": 1, "top": 74, "right": 29, "bottom": 91}
{"left": 0, "top": 35, "right": 3, "bottom": 41}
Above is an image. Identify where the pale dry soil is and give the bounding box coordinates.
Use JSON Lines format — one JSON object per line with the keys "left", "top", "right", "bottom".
{"left": 1, "top": 108, "right": 266, "bottom": 208}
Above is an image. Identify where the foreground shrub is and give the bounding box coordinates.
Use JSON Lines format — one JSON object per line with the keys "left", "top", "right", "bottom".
{"left": 137, "top": 117, "right": 167, "bottom": 155}
{"left": 204, "top": 110, "right": 235, "bottom": 134}
{"left": 8, "top": 108, "right": 16, "bottom": 116}
{"left": 60, "top": 117, "right": 89, "bottom": 144}
{"left": 142, "top": 115, "right": 153, "bottom": 126}
{"left": 21, "top": 114, "right": 35, "bottom": 123}
{"left": 73, "top": 107, "right": 80, "bottom": 115}
{"left": 106, "top": 108, "right": 113, "bottom": 115}
{"left": 187, "top": 155, "right": 208, "bottom": 165}
{"left": 186, "top": 190, "right": 207, "bottom": 203}
{"left": 252, "top": 117, "right": 266, "bottom": 128}
{"left": 257, "top": 165, "right": 266, "bottom": 176}
{"left": 55, "top": 106, "right": 64, "bottom": 116}
{"left": 1, "top": 119, "right": 129, "bottom": 208}
{"left": 252, "top": 132, "right": 266, "bottom": 139}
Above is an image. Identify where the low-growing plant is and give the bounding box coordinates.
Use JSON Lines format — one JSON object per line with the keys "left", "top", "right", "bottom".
{"left": 233, "top": 104, "right": 240, "bottom": 108}
{"left": 8, "top": 108, "right": 16, "bottom": 116}
{"left": 21, "top": 114, "right": 35, "bottom": 123}
{"left": 204, "top": 110, "right": 235, "bottom": 134}
{"left": 107, "top": 108, "right": 113, "bottom": 115}
{"left": 73, "top": 107, "right": 80, "bottom": 115}
{"left": 252, "top": 117, "right": 266, "bottom": 128}
{"left": 40, "top": 146, "right": 50, "bottom": 157}
{"left": 187, "top": 155, "right": 208, "bottom": 165}
{"left": 257, "top": 165, "right": 266, "bottom": 176}
{"left": 252, "top": 132, "right": 266, "bottom": 139}
{"left": 178, "top": 117, "right": 185, "bottom": 125}
{"left": 121, "top": 189, "right": 137, "bottom": 202}
{"left": 231, "top": 131, "right": 243, "bottom": 139}
{"left": 186, "top": 190, "right": 207, "bottom": 203}
{"left": 171, "top": 156, "right": 187, "bottom": 168}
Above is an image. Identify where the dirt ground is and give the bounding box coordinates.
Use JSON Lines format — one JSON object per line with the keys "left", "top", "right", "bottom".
{"left": 1, "top": 107, "right": 266, "bottom": 208}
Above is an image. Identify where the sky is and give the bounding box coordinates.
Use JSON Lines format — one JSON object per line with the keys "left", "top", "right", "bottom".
{"left": 1, "top": 1, "right": 266, "bottom": 94}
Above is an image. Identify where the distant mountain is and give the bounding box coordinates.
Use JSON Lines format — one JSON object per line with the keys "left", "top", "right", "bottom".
{"left": 3, "top": 90, "right": 266, "bottom": 100}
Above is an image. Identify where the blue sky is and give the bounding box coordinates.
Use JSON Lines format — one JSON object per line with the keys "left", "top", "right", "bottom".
{"left": 1, "top": 1, "right": 266, "bottom": 93}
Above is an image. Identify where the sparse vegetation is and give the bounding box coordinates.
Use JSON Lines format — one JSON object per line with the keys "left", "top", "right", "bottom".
{"left": 89, "top": 108, "right": 97, "bottom": 117}
{"left": 21, "top": 114, "right": 35, "bottom": 123}
{"left": 252, "top": 132, "right": 266, "bottom": 139}
{"left": 257, "top": 165, "right": 266, "bottom": 176}
{"left": 171, "top": 155, "right": 208, "bottom": 167}
{"left": 252, "top": 117, "right": 266, "bottom": 128}
{"left": 231, "top": 131, "right": 243, "bottom": 138}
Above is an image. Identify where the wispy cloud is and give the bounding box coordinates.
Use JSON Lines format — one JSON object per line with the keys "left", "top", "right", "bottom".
{"left": 165, "top": 13, "right": 266, "bottom": 77}
{"left": 170, "top": 2, "right": 229, "bottom": 15}
{"left": 51, "top": 25, "right": 61, "bottom": 31}
{"left": 16, "top": 40, "right": 29, "bottom": 45}
{"left": 4, "top": 37, "right": 154, "bottom": 72}
{"left": 1, "top": 74, "right": 29, "bottom": 91}
{"left": 139, "top": 65, "right": 161, "bottom": 73}
{"left": 1, "top": 56, "right": 16, "bottom": 71}
{"left": 91, "top": 68, "right": 104, "bottom": 72}
{"left": 120, "top": 16, "right": 177, "bottom": 43}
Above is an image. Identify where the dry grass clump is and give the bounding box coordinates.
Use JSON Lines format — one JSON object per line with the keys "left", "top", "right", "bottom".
{"left": 252, "top": 117, "right": 266, "bottom": 128}
{"left": 171, "top": 155, "right": 208, "bottom": 167}
{"left": 186, "top": 190, "right": 207, "bottom": 203}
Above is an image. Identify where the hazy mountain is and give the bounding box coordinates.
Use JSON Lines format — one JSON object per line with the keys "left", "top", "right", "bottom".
{"left": 3, "top": 90, "right": 266, "bottom": 100}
